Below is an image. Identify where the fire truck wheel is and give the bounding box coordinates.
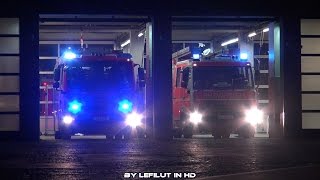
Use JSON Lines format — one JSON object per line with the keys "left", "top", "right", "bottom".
{"left": 238, "top": 125, "right": 255, "bottom": 138}
{"left": 105, "top": 134, "right": 112, "bottom": 140}
{"left": 124, "top": 134, "right": 132, "bottom": 140}
{"left": 183, "top": 126, "right": 193, "bottom": 138}
{"left": 213, "top": 132, "right": 222, "bottom": 139}
{"left": 220, "top": 133, "right": 230, "bottom": 139}
{"left": 54, "top": 132, "right": 62, "bottom": 139}
{"left": 114, "top": 126, "right": 132, "bottom": 140}
{"left": 221, "top": 130, "right": 231, "bottom": 139}
{"left": 136, "top": 126, "right": 145, "bottom": 138}
{"left": 240, "top": 132, "right": 254, "bottom": 138}
{"left": 115, "top": 133, "right": 131, "bottom": 140}
{"left": 173, "top": 128, "right": 182, "bottom": 138}
{"left": 114, "top": 133, "right": 123, "bottom": 140}
{"left": 213, "top": 130, "right": 230, "bottom": 139}
{"left": 55, "top": 131, "right": 71, "bottom": 140}
{"left": 61, "top": 134, "right": 71, "bottom": 140}
{"left": 124, "top": 127, "right": 133, "bottom": 140}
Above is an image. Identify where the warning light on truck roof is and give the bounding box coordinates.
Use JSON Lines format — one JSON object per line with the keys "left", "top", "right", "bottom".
{"left": 240, "top": 53, "right": 248, "bottom": 60}
{"left": 192, "top": 54, "right": 200, "bottom": 60}
{"left": 63, "top": 49, "right": 77, "bottom": 60}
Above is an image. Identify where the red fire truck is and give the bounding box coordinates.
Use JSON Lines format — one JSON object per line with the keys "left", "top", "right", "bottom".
{"left": 172, "top": 47, "right": 264, "bottom": 138}
{"left": 53, "top": 49, "right": 145, "bottom": 139}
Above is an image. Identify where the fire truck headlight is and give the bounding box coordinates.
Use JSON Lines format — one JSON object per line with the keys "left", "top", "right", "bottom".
{"left": 68, "top": 100, "right": 82, "bottom": 114}
{"left": 63, "top": 115, "right": 74, "bottom": 125}
{"left": 125, "top": 112, "right": 143, "bottom": 128}
{"left": 245, "top": 107, "right": 263, "bottom": 126}
{"left": 118, "top": 99, "right": 133, "bottom": 114}
{"left": 189, "top": 111, "right": 203, "bottom": 124}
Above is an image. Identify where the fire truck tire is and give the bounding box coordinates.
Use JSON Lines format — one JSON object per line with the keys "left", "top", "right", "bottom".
{"left": 222, "top": 133, "right": 230, "bottom": 139}
{"left": 105, "top": 134, "right": 114, "bottom": 140}
{"left": 238, "top": 125, "right": 255, "bottom": 138}
{"left": 114, "top": 126, "right": 132, "bottom": 140}
{"left": 62, "top": 134, "right": 71, "bottom": 140}
{"left": 213, "top": 132, "right": 222, "bottom": 139}
{"left": 124, "top": 134, "right": 132, "bottom": 140}
{"left": 173, "top": 128, "right": 182, "bottom": 138}
{"left": 114, "top": 133, "right": 131, "bottom": 140}
{"left": 124, "top": 127, "right": 133, "bottom": 140}
{"left": 183, "top": 126, "right": 193, "bottom": 138}
{"left": 136, "top": 126, "right": 145, "bottom": 138}
{"left": 55, "top": 131, "right": 71, "bottom": 140}
{"left": 114, "top": 134, "right": 122, "bottom": 140}
{"left": 54, "top": 132, "right": 62, "bottom": 139}
{"left": 213, "top": 130, "right": 230, "bottom": 139}
{"left": 240, "top": 132, "right": 254, "bottom": 138}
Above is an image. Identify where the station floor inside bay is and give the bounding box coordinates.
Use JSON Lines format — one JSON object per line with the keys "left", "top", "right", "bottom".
{"left": 40, "top": 133, "right": 269, "bottom": 140}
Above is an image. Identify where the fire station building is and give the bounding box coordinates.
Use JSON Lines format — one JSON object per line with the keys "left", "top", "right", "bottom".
{"left": 0, "top": 1, "right": 319, "bottom": 140}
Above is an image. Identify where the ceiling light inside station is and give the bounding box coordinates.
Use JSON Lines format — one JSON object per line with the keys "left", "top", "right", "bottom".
{"left": 248, "top": 32, "right": 257, "bottom": 37}
{"left": 121, "top": 39, "right": 131, "bottom": 48}
{"left": 263, "top": 28, "right": 269, "bottom": 32}
{"left": 138, "top": 32, "right": 144, "bottom": 37}
{"left": 221, "top": 38, "right": 239, "bottom": 46}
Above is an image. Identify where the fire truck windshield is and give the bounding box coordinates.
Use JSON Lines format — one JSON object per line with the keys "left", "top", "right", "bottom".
{"left": 66, "top": 61, "right": 134, "bottom": 91}
{"left": 193, "top": 66, "right": 254, "bottom": 90}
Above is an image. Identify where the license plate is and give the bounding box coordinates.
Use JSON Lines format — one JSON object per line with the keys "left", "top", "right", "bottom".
{"left": 217, "top": 115, "right": 234, "bottom": 119}
{"left": 93, "top": 117, "right": 108, "bottom": 121}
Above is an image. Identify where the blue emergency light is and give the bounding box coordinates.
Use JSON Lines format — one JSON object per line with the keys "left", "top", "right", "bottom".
{"left": 63, "top": 51, "right": 77, "bottom": 60}
{"left": 118, "top": 99, "right": 133, "bottom": 114}
{"left": 192, "top": 54, "right": 200, "bottom": 59}
{"left": 240, "top": 53, "right": 248, "bottom": 60}
{"left": 191, "top": 47, "right": 202, "bottom": 60}
{"left": 62, "top": 47, "right": 77, "bottom": 60}
{"left": 68, "top": 100, "right": 82, "bottom": 114}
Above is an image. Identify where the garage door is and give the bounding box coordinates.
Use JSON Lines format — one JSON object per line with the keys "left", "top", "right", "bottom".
{"left": 0, "top": 18, "right": 20, "bottom": 132}
{"left": 301, "top": 19, "right": 320, "bottom": 129}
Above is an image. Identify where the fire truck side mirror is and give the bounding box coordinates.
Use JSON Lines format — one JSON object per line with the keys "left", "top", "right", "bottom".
{"left": 54, "top": 68, "right": 61, "bottom": 82}
{"left": 138, "top": 67, "right": 145, "bottom": 88}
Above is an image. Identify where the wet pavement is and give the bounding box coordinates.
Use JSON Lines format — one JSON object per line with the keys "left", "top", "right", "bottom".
{"left": 1, "top": 137, "right": 320, "bottom": 179}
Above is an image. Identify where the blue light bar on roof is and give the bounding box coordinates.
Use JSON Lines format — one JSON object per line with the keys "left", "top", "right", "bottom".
{"left": 192, "top": 54, "right": 200, "bottom": 59}
{"left": 240, "top": 53, "right": 248, "bottom": 60}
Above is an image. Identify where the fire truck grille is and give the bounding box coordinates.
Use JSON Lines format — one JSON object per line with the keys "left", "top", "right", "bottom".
{"left": 198, "top": 100, "right": 253, "bottom": 113}
{"left": 86, "top": 102, "right": 117, "bottom": 114}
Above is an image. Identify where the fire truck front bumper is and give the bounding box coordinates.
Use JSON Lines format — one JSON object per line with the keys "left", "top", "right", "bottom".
{"left": 59, "top": 112, "right": 145, "bottom": 135}
{"left": 186, "top": 106, "right": 264, "bottom": 131}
